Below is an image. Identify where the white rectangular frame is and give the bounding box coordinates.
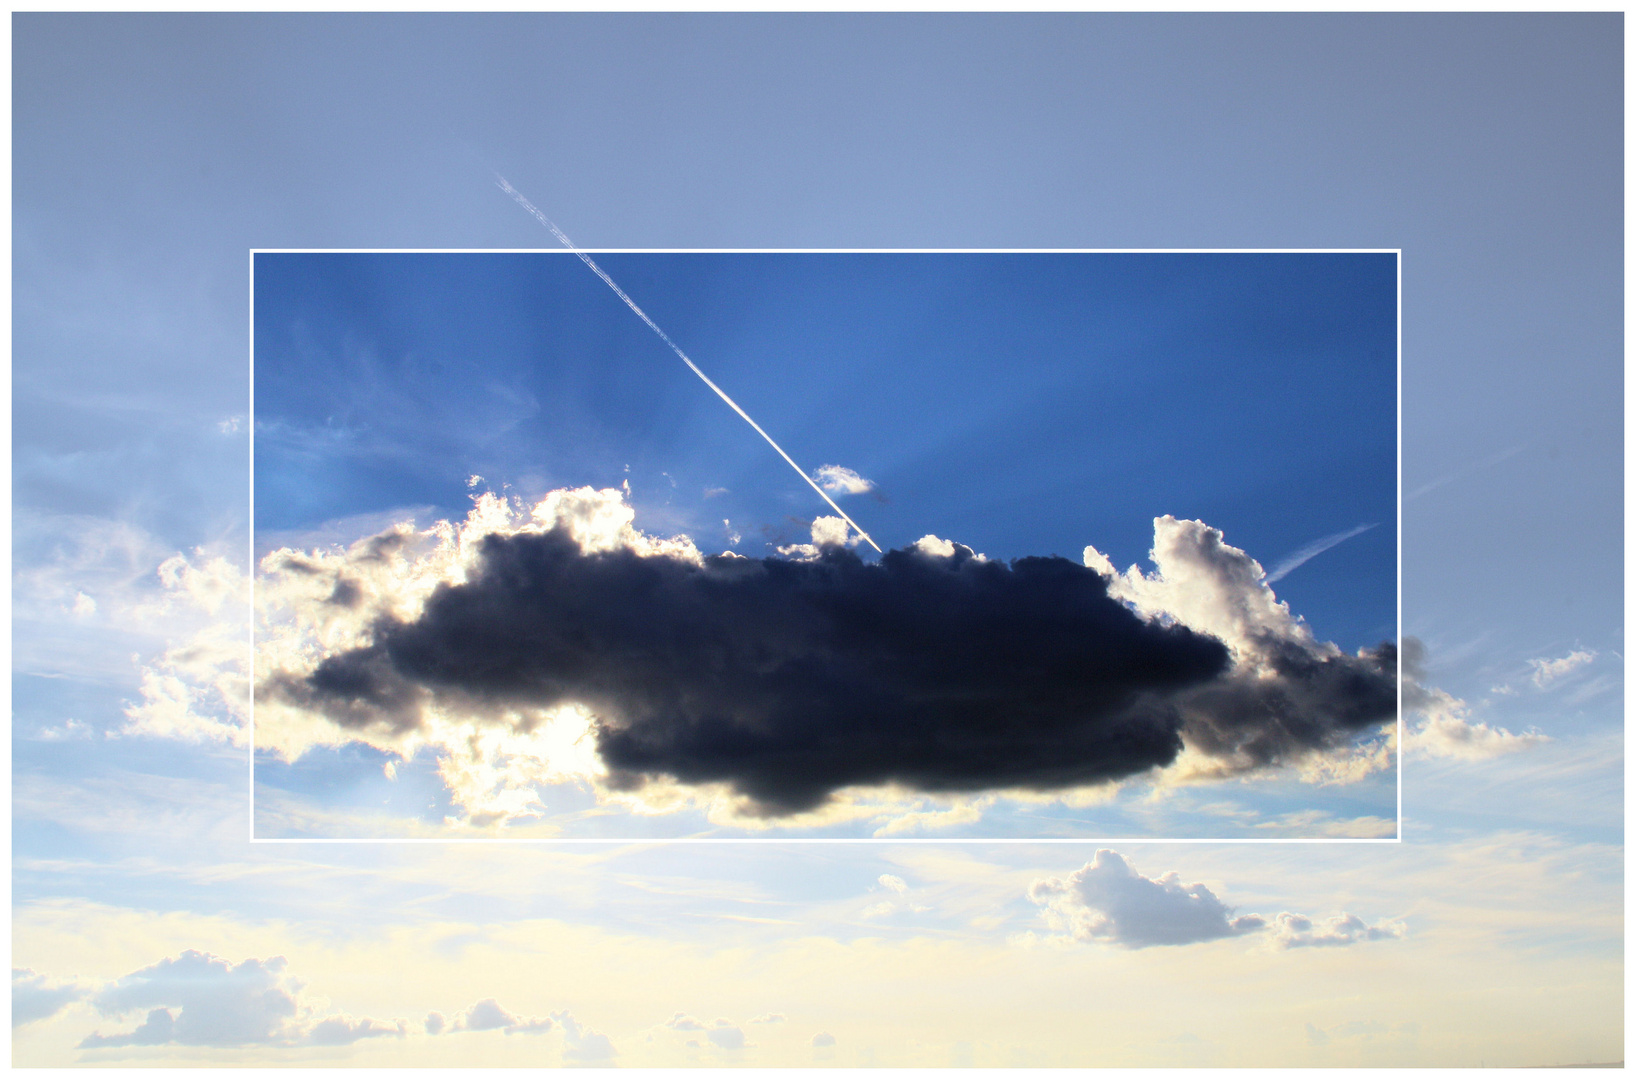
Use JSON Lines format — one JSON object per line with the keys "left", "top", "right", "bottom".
{"left": 247, "top": 247, "right": 1403, "bottom": 845}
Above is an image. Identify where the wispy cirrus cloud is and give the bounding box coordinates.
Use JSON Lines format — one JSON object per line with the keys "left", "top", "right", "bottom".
{"left": 1265, "top": 522, "right": 1378, "bottom": 584}
{"left": 1528, "top": 649, "right": 1596, "bottom": 688}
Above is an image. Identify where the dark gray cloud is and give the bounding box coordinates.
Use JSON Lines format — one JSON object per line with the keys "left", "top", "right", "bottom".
{"left": 1176, "top": 633, "right": 1397, "bottom": 769}
{"left": 267, "top": 526, "right": 1394, "bottom": 815}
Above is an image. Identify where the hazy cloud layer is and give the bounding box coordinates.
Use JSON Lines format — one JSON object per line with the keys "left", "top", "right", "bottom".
{"left": 79, "top": 951, "right": 404, "bottom": 1049}
{"left": 555, "top": 1010, "right": 616, "bottom": 1063}
{"left": 13, "top": 969, "right": 87, "bottom": 1028}
{"left": 1030, "top": 850, "right": 1403, "bottom": 951}
{"left": 259, "top": 489, "right": 1397, "bottom": 818}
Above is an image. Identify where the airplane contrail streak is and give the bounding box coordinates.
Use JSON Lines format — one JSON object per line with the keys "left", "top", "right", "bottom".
{"left": 496, "top": 176, "right": 882, "bottom": 553}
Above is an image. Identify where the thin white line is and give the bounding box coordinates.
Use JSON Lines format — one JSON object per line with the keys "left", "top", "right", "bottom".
{"left": 251, "top": 247, "right": 1402, "bottom": 255}
{"left": 1396, "top": 249, "right": 1404, "bottom": 842}
{"left": 247, "top": 836, "right": 1401, "bottom": 845}
{"left": 248, "top": 248, "right": 257, "bottom": 845}
{"left": 493, "top": 180, "right": 881, "bottom": 553}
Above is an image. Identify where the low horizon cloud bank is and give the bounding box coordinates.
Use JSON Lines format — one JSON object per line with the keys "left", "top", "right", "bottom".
{"left": 256, "top": 486, "right": 1397, "bottom": 818}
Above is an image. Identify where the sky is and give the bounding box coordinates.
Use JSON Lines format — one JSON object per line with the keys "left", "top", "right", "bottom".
{"left": 11, "top": 11, "right": 1623, "bottom": 1068}
{"left": 249, "top": 249, "right": 1399, "bottom": 839}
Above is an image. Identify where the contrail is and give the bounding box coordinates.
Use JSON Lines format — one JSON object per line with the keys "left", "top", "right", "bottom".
{"left": 1265, "top": 523, "right": 1378, "bottom": 583}
{"left": 496, "top": 176, "right": 882, "bottom": 553}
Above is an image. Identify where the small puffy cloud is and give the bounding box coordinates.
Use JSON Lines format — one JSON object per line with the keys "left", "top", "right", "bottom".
{"left": 912, "top": 535, "right": 956, "bottom": 558}
{"left": 707, "top": 1022, "right": 746, "bottom": 1050}
{"left": 554, "top": 1011, "right": 615, "bottom": 1063}
{"left": 776, "top": 515, "right": 863, "bottom": 559}
{"left": 812, "top": 1031, "right": 836, "bottom": 1047}
{"left": 665, "top": 1012, "right": 706, "bottom": 1031}
{"left": 1028, "top": 849, "right": 1263, "bottom": 948}
{"left": 863, "top": 871, "right": 931, "bottom": 918}
{"left": 749, "top": 1013, "right": 785, "bottom": 1024}
{"left": 78, "top": 950, "right": 403, "bottom": 1049}
{"left": 432, "top": 998, "right": 552, "bottom": 1035}
{"left": 814, "top": 464, "right": 874, "bottom": 495}
{"left": 13, "top": 968, "right": 87, "bottom": 1027}
{"left": 1401, "top": 638, "right": 1547, "bottom": 761}
{"left": 1528, "top": 649, "right": 1596, "bottom": 688}
{"left": 1029, "top": 851, "right": 1403, "bottom": 952}
{"left": 1266, "top": 911, "right": 1406, "bottom": 949}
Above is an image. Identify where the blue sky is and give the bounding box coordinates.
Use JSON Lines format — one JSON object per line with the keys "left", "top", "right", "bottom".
{"left": 253, "top": 250, "right": 1397, "bottom": 648}
{"left": 12, "top": 12, "right": 1622, "bottom": 1066}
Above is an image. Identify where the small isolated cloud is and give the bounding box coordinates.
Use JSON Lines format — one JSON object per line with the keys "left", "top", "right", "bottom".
{"left": 862, "top": 872, "right": 931, "bottom": 918}
{"left": 1528, "top": 649, "right": 1596, "bottom": 688}
{"left": 217, "top": 415, "right": 244, "bottom": 435}
{"left": 748, "top": 1013, "right": 785, "bottom": 1024}
{"left": 1029, "top": 851, "right": 1403, "bottom": 952}
{"left": 1028, "top": 849, "right": 1263, "bottom": 948}
{"left": 554, "top": 1011, "right": 615, "bottom": 1063}
{"left": 814, "top": 464, "right": 874, "bottom": 495}
{"left": 703, "top": 486, "right": 729, "bottom": 498}
{"left": 812, "top": 1031, "right": 836, "bottom": 1047}
{"left": 34, "top": 718, "right": 93, "bottom": 742}
{"left": 467, "top": 475, "right": 484, "bottom": 489}
{"left": 14, "top": 968, "right": 88, "bottom": 1027}
{"left": 431, "top": 998, "right": 552, "bottom": 1035}
{"left": 1402, "top": 638, "right": 1548, "bottom": 760}
{"left": 665, "top": 1012, "right": 706, "bottom": 1031}
{"left": 707, "top": 1021, "right": 747, "bottom": 1050}
{"left": 77, "top": 951, "right": 404, "bottom": 1049}
{"left": 1266, "top": 912, "right": 1405, "bottom": 949}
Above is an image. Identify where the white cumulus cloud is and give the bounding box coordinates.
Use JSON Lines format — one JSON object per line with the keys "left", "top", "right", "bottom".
{"left": 814, "top": 464, "right": 874, "bottom": 495}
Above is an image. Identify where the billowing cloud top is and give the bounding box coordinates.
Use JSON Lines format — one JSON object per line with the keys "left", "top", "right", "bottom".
{"left": 257, "top": 487, "right": 1396, "bottom": 820}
